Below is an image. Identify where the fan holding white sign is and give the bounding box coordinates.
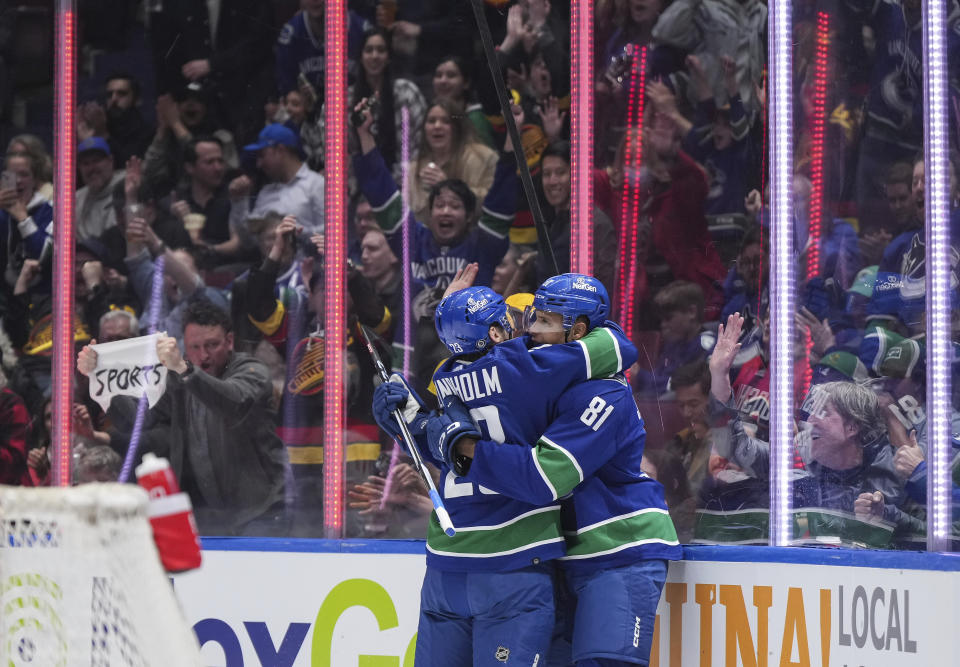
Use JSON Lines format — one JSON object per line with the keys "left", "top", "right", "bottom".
{"left": 86, "top": 333, "right": 169, "bottom": 411}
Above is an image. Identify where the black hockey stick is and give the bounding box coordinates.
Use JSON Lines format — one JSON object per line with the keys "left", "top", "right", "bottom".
{"left": 358, "top": 324, "right": 456, "bottom": 536}
{"left": 468, "top": 0, "right": 561, "bottom": 276}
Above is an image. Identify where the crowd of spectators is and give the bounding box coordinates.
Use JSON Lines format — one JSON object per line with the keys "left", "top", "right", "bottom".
{"left": 0, "top": 0, "right": 958, "bottom": 546}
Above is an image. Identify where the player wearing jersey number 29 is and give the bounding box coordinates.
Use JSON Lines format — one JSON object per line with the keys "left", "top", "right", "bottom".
{"left": 373, "top": 275, "right": 639, "bottom": 666}
{"left": 437, "top": 273, "right": 682, "bottom": 667}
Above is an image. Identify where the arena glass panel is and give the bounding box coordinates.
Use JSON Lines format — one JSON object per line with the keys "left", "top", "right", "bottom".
{"left": 339, "top": 0, "right": 518, "bottom": 540}
{"left": 4, "top": 3, "right": 60, "bottom": 486}
{"left": 928, "top": 0, "right": 959, "bottom": 553}
{"left": 591, "top": 0, "right": 771, "bottom": 546}
{"left": 31, "top": 0, "right": 341, "bottom": 538}
{"left": 779, "top": 0, "right": 937, "bottom": 552}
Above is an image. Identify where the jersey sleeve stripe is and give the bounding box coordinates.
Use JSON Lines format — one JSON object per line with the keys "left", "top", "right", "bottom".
{"left": 480, "top": 205, "right": 512, "bottom": 224}
{"left": 866, "top": 328, "right": 887, "bottom": 372}
{"left": 902, "top": 338, "right": 921, "bottom": 378}
{"left": 607, "top": 327, "right": 623, "bottom": 371}
{"left": 535, "top": 436, "right": 585, "bottom": 498}
{"left": 577, "top": 339, "right": 592, "bottom": 379}
{"left": 370, "top": 189, "right": 400, "bottom": 213}
{"left": 477, "top": 219, "right": 509, "bottom": 240}
{"left": 372, "top": 191, "right": 403, "bottom": 234}
{"left": 581, "top": 327, "right": 624, "bottom": 377}
{"left": 530, "top": 447, "right": 559, "bottom": 501}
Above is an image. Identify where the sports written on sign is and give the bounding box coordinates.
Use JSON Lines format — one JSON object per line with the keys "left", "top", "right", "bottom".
{"left": 88, "top": 333, "right": 169, "bottom": 411}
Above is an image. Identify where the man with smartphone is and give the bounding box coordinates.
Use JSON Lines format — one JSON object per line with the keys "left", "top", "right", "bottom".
{"left": 0, "top": 151, "right": 53, "bottom": 292}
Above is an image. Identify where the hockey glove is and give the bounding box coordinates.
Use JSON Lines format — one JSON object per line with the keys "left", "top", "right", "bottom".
{"left": 438, "top": 394, "right": 475, "bottom": 429}
{"left": 373, "top": 373, "right": 428, "bottom": 443}
{"left": 426, "top": 401, "right": 481, "bottom": 470}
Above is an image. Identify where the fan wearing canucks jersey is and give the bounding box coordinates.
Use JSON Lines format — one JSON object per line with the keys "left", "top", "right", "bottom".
{"left": 372, "top": 281, "right": 637, "bottom": 667}
{"left": 430, "top": 275, "right": 681, "bottom": 666}
{"left": 353, "top": 104, "right": 517, "bottom": 293}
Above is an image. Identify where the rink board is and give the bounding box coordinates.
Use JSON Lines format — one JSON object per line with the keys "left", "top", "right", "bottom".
{"left": 172, "top": 541, "right": 960, "bottom": 666}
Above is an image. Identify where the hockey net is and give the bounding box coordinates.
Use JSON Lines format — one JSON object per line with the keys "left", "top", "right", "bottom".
{"left": 0, "top": 483, "right": 202, "bottom": 666}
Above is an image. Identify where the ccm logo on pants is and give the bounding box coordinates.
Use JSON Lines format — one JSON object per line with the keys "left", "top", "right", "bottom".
{"left": 633, "top": 616, "right": 642, "bottom": 647}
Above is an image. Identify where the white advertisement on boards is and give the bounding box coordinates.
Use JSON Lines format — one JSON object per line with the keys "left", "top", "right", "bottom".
{"left": 172, "top": 550, "right": 960, "bottom": 666}
{"left": 652, "top": 559, "right": 960, "bottom": 667}
{"left": 172, "top": 550, "right": 425, "bottom": 666}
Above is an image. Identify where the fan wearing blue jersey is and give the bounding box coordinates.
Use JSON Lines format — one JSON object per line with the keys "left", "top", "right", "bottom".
{"left": 430, "top": 274, "right": 682, "bottom": 666}
{"left": 372, "top": 280, "right": 638, "bottom": 667}
{"left": 352, "top": 104, "right": 518, "bottom": 294}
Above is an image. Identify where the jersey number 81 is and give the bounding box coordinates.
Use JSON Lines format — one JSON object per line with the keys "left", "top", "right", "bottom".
{"left": 580, "top": 396, "right": 614, "bottom": 431}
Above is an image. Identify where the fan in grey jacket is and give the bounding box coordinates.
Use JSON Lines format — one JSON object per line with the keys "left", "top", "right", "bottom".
{"left": 78, "top": 300, "right": 286, "bottom": 536}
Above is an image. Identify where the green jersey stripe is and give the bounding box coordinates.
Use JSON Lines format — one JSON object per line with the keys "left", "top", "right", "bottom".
{"left": 566, "top": 507, "right": 669, "bottom": 535}
{"left": 426, "top": 506, "right": 564, "bottom": 557}
{"left": 479, "top": 205, "right": 513, "bottom": 237}
{"left": 530, "top": 448, "right": 559, "bottom": 501}
{"left": 562, "top": 509, "right": 678, "bottom": 558}
{"left": 535, "top": 436, "right": 584, "bottom": 498}
{"left": 452, "top": 504, "right": 560, "bottom": 532}
{"left": 693, "top": 508, "right": 895, "bottom": 549}
{"left": 477, "top": 220, "right": 508, "bottom": 240}
{"left": 426, "top": 536, "right": 565, "bottom": 559}
{"left": 559, "top": 537, "right": 681, "bottom": 560}
{"left": 581, "top": 327, "right": 624, "bottom": 377}
{"left": 576, "top": 338, "right": 591, "bottom": 380}
{"left": 901, "top": 338, "right": 921, "bottom": 378}
{"left": 795, "top": 508, "right": 894, "bottom": 549}
{"left": 372, "top": 191, "right": 403, "bottom": 233}
{"left": 694, "top": 509, "right": 769, "bottom": 544}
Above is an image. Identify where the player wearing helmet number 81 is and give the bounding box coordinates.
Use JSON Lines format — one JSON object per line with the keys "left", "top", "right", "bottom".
{"left": 373, "top": 276, "right": 638, "bottom": 667}
{"left": 439, "top": 273, "right": 682, "bottom": 666}
{"left": 523, "top": 273, "right": 612, "bottom": 339}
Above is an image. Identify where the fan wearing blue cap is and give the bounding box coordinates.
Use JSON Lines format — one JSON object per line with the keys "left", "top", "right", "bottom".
{"left": 77, "top": 136, "right": 125, "bottom": 241}
{"left": 227, "top": 123, "right": 326, "bottom": 233}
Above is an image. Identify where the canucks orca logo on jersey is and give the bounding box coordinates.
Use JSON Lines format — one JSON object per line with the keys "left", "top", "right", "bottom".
{"left": 899, "top": 234, "right": 925, "bottom": 300}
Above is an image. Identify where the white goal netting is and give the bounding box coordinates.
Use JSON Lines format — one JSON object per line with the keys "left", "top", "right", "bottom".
{"left": 0, "top": 483, "right": 202, "bottom": 666}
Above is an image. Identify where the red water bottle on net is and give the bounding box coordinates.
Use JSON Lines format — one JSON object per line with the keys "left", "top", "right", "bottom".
{"left": 135, "top": 453, "right": 202, "bottom": 572}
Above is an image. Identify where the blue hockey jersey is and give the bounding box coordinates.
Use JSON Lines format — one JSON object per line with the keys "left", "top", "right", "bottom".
{"left": 421, "top": 327, "right": 638, "bottom": 572}
{"left": 353, "top": 148, "right": 515, "bottom": 293}
{"left": 844, "top": 0, "right": 960, "bottom": 151}
{"left": 466, "top": 375, "right": 681, "bottom": 574}
{"left": 275, "top": 10, "right": 368, "bottom": 96}
{"left": 0, "top": 194, "right": 53, "bottom": 292}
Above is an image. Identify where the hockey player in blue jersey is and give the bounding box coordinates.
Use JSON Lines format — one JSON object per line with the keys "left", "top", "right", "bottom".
{"left": 372, "top": 281, "right": 638, "bottom": 666}
{"left": 427, "top": 274, "right": 682, "bottom": 666}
